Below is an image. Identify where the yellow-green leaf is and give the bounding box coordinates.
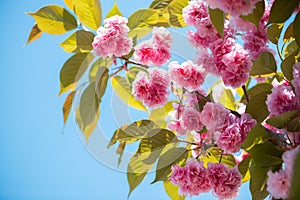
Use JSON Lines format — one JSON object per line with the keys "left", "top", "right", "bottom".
{"left": 267, "top": 23, "right": 284, "bottom": 44}
{"left": 238, "top": 156, "right": 251, "bottom": 183}
{"left": 89, "top": 57, "right": 112, "bottom": 82}
{"left": 74, "top": 0, "right": 102, "bottom": 30}
{"left": 95, "top": 67, "right": 109, "bottom": 100}
{"left": 106, "top": 2, "right": 123, "bottom": 18}
{"left": 63, "top": 91, "right": 75, "bottom": 125}
{"left": 59, "top": 30, "right": 95, "bottom": 53}
{"left": 59, "top": 53, "right": 94, "bottom": 94}
{"left": 281, "top": 49, "right": 300, "bottom": 81}
{"left": 250, "top": 51, "right": 277, "bottom": 76}
{"left": 201, "top": 147, "right": 236, "bottom": 168}
{"left": 111, "top": 76, "right": 147, "bottom": 111}
{"left": 242, "top": 125, "right": 272, "bottom": 151}
{"left": 284, "top": 22, "right": 294, "bottom": 43}
{"left": 284, "top": 40, "right": 298, "bottom": 58}
{"left": 209, "top": 7, "right": 225, "bottom": 38}
{"left": 241, "top": 1, "right": 265, "bottom": 28}
{"left": 163, "top": 181, "right": 185, "bottom": 200}
{"left": 64, "top": 0, "right": 74, "bottom": 11}
{"left": 266, "top": 110, "right": 298, "bottom": 129}
{"left": 149, "top": 101, "right": 174, "bottom": 128}
{"left": 27, "top": 5, "right": 77, "bottom": 34}
{"left": 26, "top": 24, "right": 43, "bottom": 44}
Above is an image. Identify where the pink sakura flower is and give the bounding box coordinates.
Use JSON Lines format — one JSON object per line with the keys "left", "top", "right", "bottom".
{"left": 207, "top": 163, "right": 242, "bottom": 199}
{"left": 195, "top": 48, "right": 220, "bottom": 76}
{"left": 168, "top": 60, "right": 206, "bottom": 91}
{"left": 221, "top": 44, "right": 252, "bottom": 88}
{"left": 267, "top": 169, "right": 290, "bottom": 199}
{"left": 200, "top": 102, "right": 230, "bottom": 132}
{"left": 132, "top": 68, "right": 170, "bottom": 108}
{"left": 134, "top": 27, "right": 172, "bottom": 66}
{"left": 266, "top": 84, "right": 298, "bottom": 116}
{"left": 282, "top": 146, "right": 300, "bottom": 177}
{"left": 215, "top": 113, "right": 256, "bottom": 153}
{"left": 182, "top": 0, "right": 209, "bottom": 27}
{"left": 92, "top": 15, "right": 133, "bottom": 58}
{"left": 204, "top": 0, "right": 261, "bottom": 16}
{"left": 170, "top": 158, "right": 211, "bottom": 197}
{"left": 167, "top": 120, "right": 187, "bottom": 136}
{"left": 185, "top": 88, "right": 207, "bottom": 108}
{"left": 292, "top": 62, "right": 300, "bottom": 99}
{"left": 182, "top": 108, "right": 203, "bottom": 132}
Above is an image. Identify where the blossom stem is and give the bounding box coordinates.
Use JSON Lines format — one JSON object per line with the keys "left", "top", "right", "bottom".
{"left": 219, "top": 151, "right": 224, "bottom": 163}
{"left": 177, "top": 139, "right": 198, "bottom": 146}
{"left": 242, "top": 85, "right": 249, "bottom": 103}
{"left": 120, "top": 56, "right": 149, "bottom": 68}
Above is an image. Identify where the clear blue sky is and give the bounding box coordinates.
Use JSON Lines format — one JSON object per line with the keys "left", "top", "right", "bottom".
{"left": 0, "top": 0, "right": 251, "bottom": 199}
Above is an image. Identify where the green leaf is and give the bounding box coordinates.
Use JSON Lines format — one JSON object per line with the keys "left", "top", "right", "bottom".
{"left": 73, "top": 0, "right": 102, "bottom": 30}
{"left": 59, "top": 53, "right": 94, "bottom": 94}
{"left": 284, "top": 22, "right": 294, "bottom": 43}
{"left": 249, "top": 160, "right": 270, "bottom": 200}
{"left": 137, "top": 129, "right": 177, "bottom": 164}
{"left": 238, "top": 156, "right": 251, "bottom": 182}
{"left": 108, "top": 120, "right": 157, "bottom": 147}
{"left": 128, "top": 9, "right": 159, "bottom": 39}
{"left": 290, "top": 150, "right": 300, "bottom": 199}
{"left": 79, "top": 83, "right": 99, "bottom": 140}
{"left": 249, "top": 141, "right": 283, "bottom": 168}
{"left": 126, "top": 66, "right": 148, "bottom": 85}
{"left": 284, "top": 40, "right": 298, "bottom": 57}
{"left": 287, "top": 116, "right": 300, "bottom": 132}
{"left": 111, "top": 76, "right": 147, "bottom": 111}
{"left": 202, "top": 147, "right": 236, "bottom": 168}
{"left": 165, "top": 0, "right": 188, "bottom": 28}
{"left": 268, "top": 0, "right": 300, "bottom": 23}
{"left": 127, "top": 154, "right": 153, "bottom": 197}
{"left": 116, "top": 142, "right": 126, "bottom": 166}
{"left": 106, "top": 2, "right": 123, "bottom": 18}
{"left": 149, "top": 101, "right": 174, "bottom": 128}
{"left": 281, "top": 49, "right": 300, "bottom": 80}
{"left": 250, "top": 52, "right": 277, "bottom": 76}
{"left": 209, "top": 8, "right": 224, "bottom": 38}
{"left": 153, "top": 147, "right": 188, "bottom": 183}
{"left": 64, "top": 0, "right": 74, "bottom": 11}
{"left": 27, "top": 5, "right": 77, "bottom": 34}
{"left": 242, "top": 125, "right": 272, "bottom": 151}
{"left": 267, "top": 23, "right": 284, "bottom": 44}
{"left": 241, "top": 83, "right": 272, "bottom": 104}
{"left": 89, "top": 57, "right": 112, "bottom": 82}
{"left": 219, "top": 88, "right": 236, "bottom": 110}
{"left": 95, "top": 67, "right": 109, "bottom": 100}
{"left": 62, "top": 91, "right": 75, "bottom": 125}
{"left": 266, "top": 110, "right": 298, "bottom": 129}
{"left": 59, "top": 30, "right": 95, "bottom": 53}
{"left": 26, "top": 24, "right": 43, "bottom": 44}
{"left": 294, "top": 11, "right": 300, "bottom": 46}
{"left": 245, "top": 91, "right": 271, "bottom": 123}
{"left": 241, "top": 1, "right": 265, "bottom": 28}
{"left": 163, "top": 181, "right": 185, "bottom": 200}
{"left": 149, "top": 0, "right": 172, "bottom": 9}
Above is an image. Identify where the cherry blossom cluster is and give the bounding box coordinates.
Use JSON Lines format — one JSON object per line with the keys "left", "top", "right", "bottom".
{"left": 170, "top": 158, "right": 242, "bottom": 199}
{"left": 92, "top": 15, "right": 133, "bottom": 58}
{"left": 133, "top": 27, "right": 173, "bottom": 66}
{"left": 267, "top": 146, "right": 300, "bottom": 199}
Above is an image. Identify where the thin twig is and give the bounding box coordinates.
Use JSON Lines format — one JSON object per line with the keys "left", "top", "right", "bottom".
{"left": 120, "top": 56, "right": 149, "bottom": 68}
{"left": 242, "top": 85, "right": 249, "bottom": 103}
{"left": 219, "top": 151, "right": 224, "bottom": 163}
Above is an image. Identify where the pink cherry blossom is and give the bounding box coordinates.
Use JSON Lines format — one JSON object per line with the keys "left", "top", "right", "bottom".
{"left": 185, "top": 88, "right": 207, "bottom": 108}
{"left": 266, "top": 84, "right": 298, "bottom": 116}
{"left": 200, "top": 102, "right": 230, "bottom": 132}
{"left": 134, "top": 27, "right": 172, "bottom": 66}
{"left": 267, "top": 169, "right": 290, "bottom": 199}
{"left": 92, "top": 15, "right": 133, "bottom": 58}
{"left": 182, "top": 108, "right": 203, "bottom": 132}
{"left": 168, "top": 120, "right": 187, "bottom": 136}
{"left": 207, "top": 163, "right": 242, "bottom": 199}
{"left": 182, "top": 0, "right": 209, "bottom": 27}
{"left": 132, "top": 68, "right": 170, "bottom": 108}
{"left": 168, "top": 60, "right": 206, "bottom": 91}
{"left": 195, "top": 48, "right": 220, "bottom": 76}
{"left": 170, "top": 158, "right": 211, "bottom": 196}
{"left": 282, "top": 146, "right": 300, "bottom": 177}
{"left": 204, "top": 0, "right": 261, "bottom": 16}
{"left": 292, "top": 62, "right": 300, "bottom": 98}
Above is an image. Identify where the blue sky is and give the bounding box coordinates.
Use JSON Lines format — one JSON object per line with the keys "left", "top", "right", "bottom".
{"left": 0, "top": 0, "right": 252, "bottom": 199}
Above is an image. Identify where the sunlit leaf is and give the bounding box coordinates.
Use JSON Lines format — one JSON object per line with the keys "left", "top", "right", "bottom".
{"left": 95, "top": 67, "right": 109, "bottom": 100}
{"left": 266, "top": 110, "right": 298, "bottom": 129}
{"left": 116, "top": 142, "right": 126, "bottom": 166}
{"left": 201, "top": 147, "right": 236, "bottom": 168}
{"left": 63, "top": 91, "right": 75, "bottom": 125}
{"left": 149, "top": 101, "right": 174, "bottom": 128}
{"left": 240, "top": 83, "right": 272, "bottom": 104}
{"left": 163, "top": 181, "right": 185, "bottom": 200}
{"left": 64, "top": 0, "right": 74, "bottom": 11}
{"left": 26, "top": 24, "right": 43, "bottom": 44}
{"left": 126, "top": 66, "right": 148, "bottom": 85}
{"left": 238, "top": 156, "right": 251, "bottom": 183}
{"left": 242, "top": 125, "right": 272, "bottom": 151}
{"left": 267, "top": 23, "right": 284, "bottom": 44}
{"left": 250, "top": 52, "right": 277, "bottom": 76}
{"left": 89, "top": 57, "right": 112, "bottom": 82}
{"left": 241, "top": 1, "right": 265, "bottom": 28}
{"left": 59, "top": 53, "right": 94, "bottom": 94}
{"left": 73, "top": 0, "right": 102, "bottom": 30}
{"left": 209, "top": 7, "right": 225, "bottom": 38}
{"left": 27, "top": 5, "right": 77, "bottom": 34}
{"left": 284, "top": 40, "right": 298, "bottom": 57}
{"left": 106, "top": 2, "right": 123, "bottom": 18}
{"left": 268, "top": 0, "right": 300, "bottom": 23}
{"left": 59, "top": 30, "right": 95, "bottom": 53}
{"left": 111, "top": 76, "right": 147, "bottom": 111}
